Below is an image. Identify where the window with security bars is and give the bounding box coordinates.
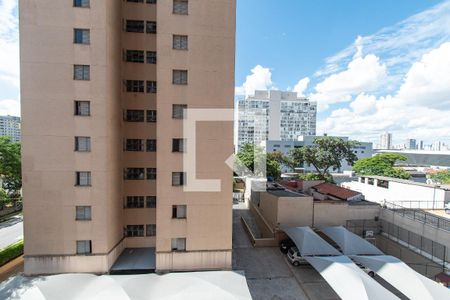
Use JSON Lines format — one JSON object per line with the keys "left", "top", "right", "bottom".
{"left": 146, "top": 196, "right": 156, "bottom": 208}
{"left": 146, "top": 224, "right": 156, "bottom": 236}
{"left": 146, "top": 21, "right": 157, "bottom": 34}
{"left": 126, "top": 225, "right": 144, "bottom": 237}
{"left": 76, "top": 172, "right": 91, "bottom": 186}
{"left": 74, "top": 65, "right": 90, "bottom": 80}
{"left": 173, "top": 70, "right": 188, "bottom": 85}
{"left": 173, "top": 35, "right": 188, "bottom": 50}
{"left": 173, "top": 0, "right": 188, "bottom": 15}
{"left": 126, "top": 196, "right": 145, "bottom": 208}
{"left": 146, "top": 139, "right": 157, "bottom": 152}
{"left": 126, "top": 50, "right": 144, "bottom": 63}
{"left": 74, "top": 0, "right": 90, "bottom": 8}
{"left": 126, "top": 20, "right": 144, "bottom": 33}
{"left": 126, "top": 80, "right": 144, "bottom": 93}
{"left": 172, "top": 172, "right": 186, "bottom": 186}
{"left": 125, "top": 139, "right": 144, "bottom": 151}
{"left": 147, "top": 110, "right": 157, "bottom": 122}
{"left": 172, "top": 104, "right": 187, "bottom": 119}
{"left": 172, "top": 139, "right": 185, "bottom": 152}
{"left": 147, "top": 81, "right": 157, "bottom": 93}
{"left": 147, "top": 168, "right": 157, "bottom": 180}
{"left": 171, "top": 238, "right": 186, "bottom": 251}
{"left": 75, "top": 137, "right": 91, "bottom": 152}
{"left": 75, "top": 101, "right": 90, "bottom": 116}
{"left": 74, "top": 29, "right": 90, "bottom": 44}
{"left": 125, "top": 110, "right": 145, "bottom": 122}
{"left": 76, "top": 240, "right": 91, "bottom": 255}
{"left": 147, "top": 51, "right": 157, "bottom": 64}
{"left": 76, "top": 206, "right": 91, "bottom": 220}
{"left": 124, "top": 168, "right": 145, "bottom": 180}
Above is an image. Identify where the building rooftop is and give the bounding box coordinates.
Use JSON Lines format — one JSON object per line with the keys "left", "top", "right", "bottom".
{"left": 311, "top": 183, "right": 361, "bottom": 201}
{"left": 359, "top": 175, "right": 450, "bottom": 190}
{"left": 267, "top": 189, "right": 305, "bottom": 197}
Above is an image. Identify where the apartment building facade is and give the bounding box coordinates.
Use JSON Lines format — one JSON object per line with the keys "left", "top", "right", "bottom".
{"left": 237, "top": 90, "right": 317, "bottom": 150}
{"left": 20, "top": 0, "right": 235, "bottom": 275}
{"left": 0, "top": 115, "right": 21, "bottom": 142}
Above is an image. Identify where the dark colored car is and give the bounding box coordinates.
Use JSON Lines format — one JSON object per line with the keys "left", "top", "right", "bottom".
{"left": 280, "top": 238, "right": 295, "bottom": 254}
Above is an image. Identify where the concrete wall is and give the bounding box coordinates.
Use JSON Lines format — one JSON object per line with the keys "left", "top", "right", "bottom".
{"left": 278, "top": 197, "right": 313, "bottom": 227}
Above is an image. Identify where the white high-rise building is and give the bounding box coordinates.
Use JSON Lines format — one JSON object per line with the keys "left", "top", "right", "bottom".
{"left": 237, "top": 90, "right": 317, "bottom": 149}
{"left": 0, "top": 115, "right": 21, "bottom": 142}
{"left": 380, "top": 132, "right": 392, "bottom": 149}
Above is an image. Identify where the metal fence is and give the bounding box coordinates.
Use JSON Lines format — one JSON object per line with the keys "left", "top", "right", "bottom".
{"left": 381, "top": 219, "right": 447, "bottom": 267}
{"left": 346, "top": 219, "right": 380, "bottom": 236}
{"left": 383, "top": 201, "right": 450, "bottom": 232}
{"left": 384, "top": 200, "right": 446, "bottom": 210}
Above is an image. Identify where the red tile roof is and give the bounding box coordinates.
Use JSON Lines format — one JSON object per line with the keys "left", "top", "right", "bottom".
{"left": 311, "top": 183, "right": 361, "bottom": 200}
{"left": 279, "top": 180, "right": 303, "bottom": 191}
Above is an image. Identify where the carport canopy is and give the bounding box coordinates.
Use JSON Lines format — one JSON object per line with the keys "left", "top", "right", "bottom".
{"left": 352, "top": 255, "right": 450, "bottom": 300}
{"left": 305, "top": 256, "right": 400, "bottom": 300}
{"left": 320, "top": 226, "right": 384, "bottom": 255}
{"left": 280, "top": 226, "right": 341, "bottom": 256}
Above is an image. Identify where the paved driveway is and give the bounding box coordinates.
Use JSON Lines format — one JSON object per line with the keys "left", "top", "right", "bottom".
{"left": 0, "top": 215, "right": 23, "bottom": 250}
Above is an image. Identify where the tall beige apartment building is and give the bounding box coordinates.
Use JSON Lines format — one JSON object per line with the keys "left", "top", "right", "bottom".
{"left": 20, "top": 0, "right": 236, "bottom": 275}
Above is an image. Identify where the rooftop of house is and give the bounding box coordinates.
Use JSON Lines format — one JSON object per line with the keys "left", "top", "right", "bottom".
{"left": 311, "top": 182, "right": 361, "bottom": 201}
{"left": 358, "top": 175, "right": 450, "bottom": 190}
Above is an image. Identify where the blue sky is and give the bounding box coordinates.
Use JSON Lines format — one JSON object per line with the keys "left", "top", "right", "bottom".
{"left": 1, "top": 0, "right": 450, "bottom": 145}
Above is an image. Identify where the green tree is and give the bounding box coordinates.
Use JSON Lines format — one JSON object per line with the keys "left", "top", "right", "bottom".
{"left": 0, "top": 136, "right": 21, "bottom": 198}
{"left": 266, "top": 152, "right": 282, "bottom": 179}
{"left": 353, "top": 153, "right": 410, "bottom": 179}
{"left": 289, "top": 137, "right": 359, "bottom": 180}
{"left": 283, "top": 147, "right": 304, "bottom": 171}
{"left": 429, "top": 170, "right": 450, "bottom": 184}
{"left": 236, "top": 144, "right": 282, "bottom": 178}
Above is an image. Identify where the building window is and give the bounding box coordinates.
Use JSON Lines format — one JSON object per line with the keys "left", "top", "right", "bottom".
{"left": 126, "top": 225, "right": 144, "bottom": 237}
{"left": 125, "top": 110, "right": 145, "bottom": 122}
{"left": 146, "top": 139, "right": 157, "bottom": 152}
{"left": 74, "top": 0, "right": 90, "bottom": 8}
{"left": 74, "top": 65, "right": 90, "bottom": 80}
{"left": 172, "top": 172, "right": 186, "bottom": 186}
{"left": 147, "top": 0, "right": 156, "bottom": 3}
{"left": 76, "top": 240, "right": 92, "bottom": 255}
{"left": 124, "top": 168, "right": 145, "bottom": 180}
{"left": 172, "top": 139, "right": 185, "bottom": 153}
{"left": 146, "top": 224, "right": 156, "bottom": 236}
{"left": 126, "top": 196, "right": 145, "bottom": 208}
{"left": 146, "top": 196, "right": 156, "bottom": 208}
{"left": 147, "top": 110, "right": 157, "bottom": 122}
{"left": 147, "top": 168, "right": 157, "bottom": 180}
{"left": 74, "top": 29, "right": 90, "bottom": 44}
{"left": 126, "top": 50, "right": 144, "bottom": 63}
{"left": 75, "top": 137, "right": 91, "bottom": 152}
{"left": 368, "top": 178, "right": 374, "bottom": 185}
{"left": 126, "top": 80, "right": 144, "bottom": 93}
{"left": 173, "top": 35, "right": 188, "bottom": 50}
{"left": 377, "top": 180, "right": 389, "bottom": 189}
{"left": 125, "top": 139, "right": 144, "bottom": 151}
{"left": 171, "top": 238, "right": 186, "bottom": 251}
{"left": 173, "top": 70, "right": 188, "bottom": 85}
{"left": 147, "top": 51, "right": 157, "bottom": 64}
{"left": 76, "top": 206, "right": 92, "bottom": 221}
{"left": 172, "top": 205, "right": 187, "bottom": 219}
{"left": 146, "top": 21, "right": 157, "bottom": 34}
{"left": 76, "top": 172, "right": 91, "bottom": 186}
{"left": 173, "top": 0, "right": 188, "bottom": 15}
{"left": 173, "top": 104, "right": 187, "bottom": 119}
{"left": 75, "top": 101, "right": 90, "bottom": 116}
{"left": 147, "top": 81, "right": 157, "bottom": 93}
{"left": 126, "top": 20, "right": 145, "bottom": 33}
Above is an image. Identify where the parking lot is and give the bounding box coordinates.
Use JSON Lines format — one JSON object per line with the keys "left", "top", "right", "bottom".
{"left": 232, "top": 205, "right": 339, "bottom": 300}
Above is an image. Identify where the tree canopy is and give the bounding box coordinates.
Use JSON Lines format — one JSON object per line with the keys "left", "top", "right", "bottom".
{"left": 428, "top": 170, "right": 450, "bottom": 184}
{"left": 352, "top": 153, "right": 410, "bottom": 179}
{"left": 0, "top": 136, "right": 21, "bottom": 200}
{"left": 236, "top": 144, "right": 282, "bottom": 179}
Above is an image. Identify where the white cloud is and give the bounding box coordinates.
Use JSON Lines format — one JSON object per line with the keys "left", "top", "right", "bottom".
{"left": 310, "top": 51, "right": 387, "bottom": 110}
{"left": 235, "top": 65, "right": 273, "bottom": 97}
{"left": 396, "top": 42, "right": 450, "bottom": 109}
{"left": 0, "top": 98, "right": 20, "bottom": 116}
{"left": 319, "top": 42, "right": 450, "bottom": 144}
{"left": 0, "top": 0, "right": 20, "bottom": 117}
{"left": 293, "top": 77, "right": 310, "bottom": 96}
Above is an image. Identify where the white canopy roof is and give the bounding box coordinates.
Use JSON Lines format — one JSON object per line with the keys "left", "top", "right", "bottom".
{"left": 352, "top": 255, "right": 450, "bottom": 300}
{"left": 320, "top": 226, "right": 384, "bottom": 256}
{"left": 281, "top": 226, "right": 341, "bottom": 256}
{"left": 305, "top": 256, "right": 399, "bottom": 300}
{"left": 15, "top": 271, "right": 252, "bottom": 300}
